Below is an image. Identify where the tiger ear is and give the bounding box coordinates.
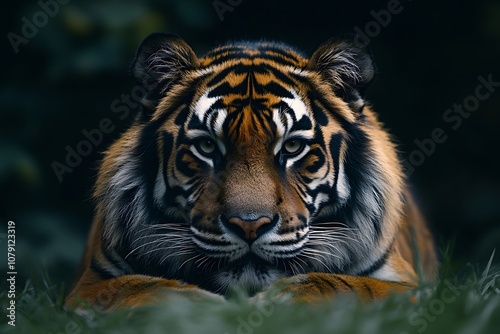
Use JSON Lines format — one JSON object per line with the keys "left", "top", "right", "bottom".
{"left": 130, "top": 33, "right": 198, "bottom": 110}
{"left": 307, "top": 36, "right": 375, "bottom": 111}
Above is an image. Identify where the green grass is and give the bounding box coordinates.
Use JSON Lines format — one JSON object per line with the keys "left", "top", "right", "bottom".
{"left": 2, "top": 252, "right": 499, "bottom": 334}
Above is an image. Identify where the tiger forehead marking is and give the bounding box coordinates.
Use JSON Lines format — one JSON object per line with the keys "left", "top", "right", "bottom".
{"left": 191, "top": 51, "right": 314, "bottom": 147}
{"left": 191, "top": 89, "right": 314, "bottom": 147}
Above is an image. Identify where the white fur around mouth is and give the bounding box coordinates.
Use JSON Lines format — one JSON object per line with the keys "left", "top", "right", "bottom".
{"left": 191, "top": 223, "right": 310, "bottom": 263}
{"left": 250, "top": 227, "right": 310, "bottom": 261}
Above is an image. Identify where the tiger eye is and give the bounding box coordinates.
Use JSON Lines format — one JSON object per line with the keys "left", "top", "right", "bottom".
{"left": 199, "top": 139, "right": 216, "bottom": 154}
{"left": 283, "top": 139, "right": 303, "bottom": 154}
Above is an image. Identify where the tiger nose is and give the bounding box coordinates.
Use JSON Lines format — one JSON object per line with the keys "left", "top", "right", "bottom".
{"left": 221, "top": 215, "right": 277, "bottom": 242}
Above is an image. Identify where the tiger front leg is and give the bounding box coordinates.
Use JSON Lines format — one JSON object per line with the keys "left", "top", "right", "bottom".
{"left": 252, "top": 273, "right": 414, "bottom": 303}
{"left": 65, "top": 274, "right": 225, "bottom": 311}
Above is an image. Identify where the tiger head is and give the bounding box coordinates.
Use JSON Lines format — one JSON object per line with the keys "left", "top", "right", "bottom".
{"left": 96, "top": 33, "right": 404, "bottom": 294}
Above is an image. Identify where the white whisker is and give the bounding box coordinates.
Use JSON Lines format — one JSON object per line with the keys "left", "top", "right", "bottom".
{"left": 138, "top": 244, "right": 192, "bottom": 258}
{"left": 179, "top": 253, "right": 204, "bottom": 269}
{"left": 300, "top": 250, "right": 333, "bottom": 272}
{"left": 160, "top": 249, "right": 196, "bottom": 265}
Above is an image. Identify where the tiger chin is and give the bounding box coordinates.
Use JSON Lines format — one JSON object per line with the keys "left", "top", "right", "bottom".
{"left": 65, "top": 32, "right": 438, "bottom": 310}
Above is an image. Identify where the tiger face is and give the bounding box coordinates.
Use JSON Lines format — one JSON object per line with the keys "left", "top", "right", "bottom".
{"left": 99, "top": 33, "right": 403, "bottom": 294}
{"left": 169, "top": 82, "right": 334, "bottom": 291}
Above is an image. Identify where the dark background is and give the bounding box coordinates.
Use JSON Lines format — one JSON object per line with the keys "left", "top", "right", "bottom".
{"left": 1, "top": 0, "right": 499, "bottom": 288}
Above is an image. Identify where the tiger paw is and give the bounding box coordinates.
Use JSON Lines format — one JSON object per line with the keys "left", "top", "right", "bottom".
{"left": 109, "top": 283, "right": 227, "bottom": 310}
{"left": 250, "top": 274, "right": 320, "bottom": 304}
{"left": 251, "top": 273, "right": 413, "bottom": 304}
{"left": 164, "top": 286, "right": 227, "bottom": 303}
{"left": 66, "top": 276, "right": 227, "bottom": 311}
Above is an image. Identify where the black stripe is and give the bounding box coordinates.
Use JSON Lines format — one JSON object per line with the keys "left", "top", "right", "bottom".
{"left": 193, "top": 234, "right": 231, "bottom": 247}
{"left": 335, "top": 276, "right": 354, "bottom": 290}
{"left": 204, "top": 43, "right": 302, "bottom": 66}
{"left": 98, "top": 243, "right": 130, "bottom": 272}
{"left": 318, "top": 276, "right": 338, "bottom": 293}
{"left": 273, "top": 246, "right": 305, "bottom": 256}
{"left": 297, "top": 214, "right": 308, "bottom": 226}
{"left": 206, "top": 65, "right": 245, "bottom": 88}
{"left": 90, "top": 258, "right": 116, "bottom": 280}
{"left": 363, "top": 282, "right": 375, "bottom": 299}
{"left": 101, "top": 242, "right": 122, "bottom": 268}
{"left": 342, "top": 122, "right": 383, "bottom": 240}
{"left": 329, "top": 134, "right": 343, "bottom": 198}
{"left": 303, "top": 146, "right": 325, "bottom": 174}
{"left": 176, "top": 148, "right": 204, "bottom": 177}
{"left": 205, "top": 52, "right": 300, "bottom": 68}
{"left": 229, "top": 111, "right": 245, "bottom": 139}
{"left": 269, "top": 233, "right": 308, "bottom": 246}
{"left": 310, "top": 99, "right": 329, "bottom": 126}
{"left": 209, "top": 79, "right": 248, "bottom": 97}
{"left": 308, "top": 91, "right": 354, "bottom": 129}
{"left": 356, "top": 246, "right": 391, "bottom": 276}
{"left": 258, "top": 81, "right": 294, "bottom": 98}
{"left": 260, "top": 54, "right": 301, "bottom": 67}
{"left": 260, "top": 64, "right": 298, "bottom": 87}
{"left": 289, "top": 115, "right": 313, "bottom": 132}
{"left": 259, "top": 44, "right": 304, "bottom": 57}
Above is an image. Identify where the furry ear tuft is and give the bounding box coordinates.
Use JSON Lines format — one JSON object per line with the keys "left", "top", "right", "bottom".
{"left": 308, "top": 36, "right": 375, "bottom": 110}
{"left": 130, "top": 33, "right": 198, "bottom": 110}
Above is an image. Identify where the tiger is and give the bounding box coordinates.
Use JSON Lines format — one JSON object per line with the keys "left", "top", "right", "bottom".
{"left": 65, "top": 32, "right": 438, "bottom": 310}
